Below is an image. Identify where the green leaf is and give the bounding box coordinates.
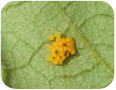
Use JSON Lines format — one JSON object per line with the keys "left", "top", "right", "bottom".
{"left": 1, "top": 1, "right": 114, "bottom": 89}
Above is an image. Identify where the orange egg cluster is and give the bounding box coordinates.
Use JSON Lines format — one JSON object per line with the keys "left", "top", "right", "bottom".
{"left": 47, "top": 31, "right": 75, "bottom": 65}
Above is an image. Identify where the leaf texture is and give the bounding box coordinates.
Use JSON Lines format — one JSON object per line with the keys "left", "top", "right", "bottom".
{"left": 1, "top": 1, "right": 114, "bottom": 89}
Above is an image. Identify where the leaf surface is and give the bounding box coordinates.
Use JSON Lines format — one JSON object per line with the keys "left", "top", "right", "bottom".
{"left": 1, "top": 1, "right": 114, "bottom": 89}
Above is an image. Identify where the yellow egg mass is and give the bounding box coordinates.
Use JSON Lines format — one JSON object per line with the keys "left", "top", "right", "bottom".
{"left": 47, "top": 31, "right": 76, "bottom": 65}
